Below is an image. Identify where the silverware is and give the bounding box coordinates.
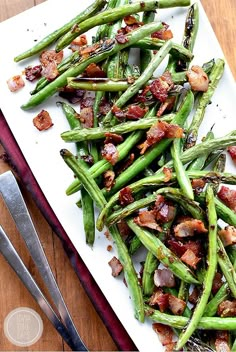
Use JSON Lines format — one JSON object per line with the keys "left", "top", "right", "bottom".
{"left": 0, "top": 170, "right": 87, "bottom": 351}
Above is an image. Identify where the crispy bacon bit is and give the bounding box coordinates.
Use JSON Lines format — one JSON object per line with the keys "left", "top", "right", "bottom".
{"left": 119, "top": 187, "right": 134, "bottom": 206}
{"left": 79, "top": 107, "right": 94, "bottom": 128}
{"left": 217, "top": 300, "right": 236, "bottom": 317}
{"left": 103, "top": 170, "right": 115, "bottom": 191}
{"left": 69, "top": 34, "right": 87, "bottom": 51}
{"left": 59, "top": 87, "right": 85, "bottom": 104}
{"left": 134, "top": 210, "right": 162, "bottom": 231}
{"left": 168, "top": 295, "right": 186, "bottom": 315}
{"left": 228, "top": 146, "right": 236, "bottom": 163}
{"left": 40, "top": 49, "right": 63, "bottom": 81}
{"left": 186, "top": 65, "right": 209, "bottom": 92}
{"left": 138, "top": 121, "right": 183, "bottom": 154}
{"left": 99, "top": 98, "right": 112, "bottom": 116}
{"left": 7, "top": 75, "right": 25, "bottom": 92}
{"left": 154, "top": 268, "right": 175, "bottom": 288}
{"left": 152, "top": 323, "right": 175, "bottom": 350}
{"left": 101, "top": 143, "right": 119, "bottom": 165}
{"left": 104, "top": 132, "right": 124, "bottom": 145}
{"left": 116, "top": 153, "right": 135, "bottom": 175}
{"left": 150, "top": 71, "right": 174, "bottom": 103}
{"left": 163, "top": 167, "right": 173, "bottom": 182}
{"left": 152, "top": 23, "right": 173, "bottom": 40}
{"left": 212, "top": 272, "right": 224, "bottom": 294}
{"left": 191, "top": 178, "right": 206, "bottom": 194}
{"left": 126, "top": 105, "right": 148, "bottom": 120}
{"left": 33, "top": 110, "right": 53, "bottom": 131}
{"left": 25, "top": 65, "right": 42, "bottom": 81}
{"left": 111, "top": 105, "right": 126, "bottom": 120}
{"left": 80, "top": 154, "right": 94, "bottom": 165}
{"left": 80, "top": 96, "right": 94, "bottom": 109}
{"left": 115, "top": 32, "right": 129, "bottom": 44}
{"left": 215, "top": 331, "right": 231, "bottom": 352}
{"left": 188, "top": 286, "right": 200, "bottom": 304}
{"left": 218, "top": 226, "right": 236, "bottom": 246}
{"left": 85, "top": 63, "right": 106, "bottom": 78}
{"left": 117, "top": 220, "right": 132, "bottom": 237}
{"left": 107, "top": 245, "right": 113, "bottom": 252}
{"left": 157, "top": 96, "right": 176, "bottom": 117}
{"left": 155, "top": 197, "right": 176, "bottom": 224}
{"left": 149, "top": 289, "right": 170, "bottom": 312}
{"left": 180, "top": 248, "right": 201, "bottom": 269}
{"left": 168, "top": 239, "right": 202, "bottom": 258}
{"left": 124, "top": 15, "right": 140, "bottom": 25}
{"left": 108, "top": 256, "right": 123, "bottom": 277}
{"left": 174, "top": 219, "right": 208, "bottom": 238}
{"left": 217, "top": 186, "right": 236, "bottom": 213}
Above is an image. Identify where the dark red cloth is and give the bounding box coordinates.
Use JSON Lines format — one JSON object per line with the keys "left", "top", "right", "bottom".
{"left": 0, "top": 109, "right": 137, "bottom": 351}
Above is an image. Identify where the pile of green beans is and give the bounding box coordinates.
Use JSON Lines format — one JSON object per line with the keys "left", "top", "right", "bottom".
{"left": 14, "top": 0, "right": 236, "bottom": 350}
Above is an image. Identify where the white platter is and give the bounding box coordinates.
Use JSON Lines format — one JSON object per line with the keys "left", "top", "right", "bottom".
{"left": 0, "top": 1, "right": 235, "bottom": 351}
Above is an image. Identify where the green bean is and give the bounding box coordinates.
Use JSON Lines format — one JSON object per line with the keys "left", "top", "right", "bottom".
{"left": 67, "top": 77, "right": 135, "bottom": 92}
{"left": 142, "top": 251, "right": 159, "bottom": 296}
{"left": 21, "top": 21, "right": 163, "bottom": 110}
{"left": 127, "top": 218, "right": 199, "bottom": 285}
{"left": 140, "top": 11, "right": 156, "bottom": 73}
{"left": 185, "top": 58, "right": 225, "bottom": 149}
{"left": 103, "top": 90, "right": 194, "bottom": 196}
{"left": 61, "top": 114, "right": 174, "bottom": 142}
{"left": 187, "top": 129, "right": 214, "bottom": 171}
{"left": 55, "top": 0, "right": 191, "bottom": 52}
{"left": 217, "top": 237, "right": 236, "bottom": 299}
{"left": 14, "top": 0, "right": 107, "bottom": 62}
{"left": 144, "top": 304, "right": 236, "bottom": 330}
{"left": 134, "top": 38, "right": 194, "bottom": 63}
{"left": 95, "top": 0, "right": 118, "bottom": 41}
{"left": 171, "top": 138, "right": 194, "bottom": 199}
{"left": 203, "top": 283, "right": 229, "bottom": 317}
{"left": 128, "top": 235, "right": 143, "bottom": 255}
{"left": 176, "top": 186, "right": 217, "bottom": 350}
{"left": 102, "top": 40, "right": 173, "bottom": 126}
{"left": 60, "top": 149, "right": 145, "bottom": 322}
{"left": 59, "top": 102, "right": 96, "bottom": 246}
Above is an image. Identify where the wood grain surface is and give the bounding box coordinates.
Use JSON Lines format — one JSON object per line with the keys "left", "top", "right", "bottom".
{"left": 0, "top": 0, "right": 235, "bottom": 351}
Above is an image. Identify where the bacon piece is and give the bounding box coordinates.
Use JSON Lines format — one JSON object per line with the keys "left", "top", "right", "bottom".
{"left": 40, "top": 50, "right": 63, "bottom": 66}
{"left": 154, "top": 268, "right": 175, "bottom": 288}
{"left": 7, "top": 75, "right": 25, "bottom": 92}
{"left": 104, "top": 132, "right": 123, "bottom": 145}
{"left": 174, "top": 219, "right": 208, "bottom": 238}
{"left": 215, "top": 331, "right": 230, "bottom": 352}
{"left": 103, "top": 170, "right": 115, "bottom": 191}
{"left": 101, "top": 143, "right": 119, "bottom": 165}
{"left": 116, "top": 153, "right": 135, "bottom": 175}
{"left": 124, "top": 15, "right": 141, "bottom": 25}
{"left": 25, "top": 65, "right": 42, "bottom": 81}
{"left": 69, "top": 34, "right": 87, "bottom": 51}
{"left": 138, "top": 121, "right": 183, "bottom": 154}
{"left": 217, "top": 300, "right": 236, "bottom": 317}
{"left": 168, "top": 295, "right": 186, "bottom": 315}
{"left": 85, "top": 63, "right": 106, "bottom": 78}
{"left": 99, "top": 98, "right": 112, "bottom": 116}
{"left": 180, "top": 248, "right": 201, "bottom": 269}
{"left": 151, "top": 23, "right": 173, "bottom": 40}
{"left": 108, "top": 256, "right": 123, "bottom": 277}
{"left": 188, "top": 286, "right": 200, "bottom": 304}
{"left": 163, "top": 167, "right": 173, "bottom": 183}
{"left": 157, "top": 96, "right": 176, "bottom": 117}
{"left": 149, "top": 289, "right": 170, "bottom": 312}
{"left": 115, "top": 32, "right": 129, "bottom": 44}
{"left": 118, "top": 187, "right": 134, "bottom": 206}
{"left": 218, "top": 226, "right": 236, "bottom": 246}
{"left": 150, "top": 72, "right": 174, "bottom": 103}
{"left": 227, "top": 146, "right": 236, "bottom": 163}
{"left": 134, "top": 210, "right": 162, "bottom": 231}
{"left": 191, "top": 178, "right": 206, "bottom": 194}
{"left": 111, "top": 105, "right": 126, "bottom": 120}
{"left": 79, "top": 107, "right": 94, "bottom": 128}
{"left": 125, "top": 105, "right": 148, "bottom": 120}
{"left": 33, "top": 110, "right": 53, "bottom": 131}
{"left": 80, "top": 95, "right": 95, "bottom": 109}
{"left": 212, "top": 272, "right": 224, "bottom": 294}
{"left": 186, "top": 65, "right": 209, "bottom": 92}
{"left": 152, "top": 323, "right": 175, "bottom": 349}
{"left": 117, "top": 220, "right": 132, "bottom": 237}
{"left": 59, "top": 87, "right": 85, "bottom": 104}
{"left": 41, "top": 61, "right": 59, "bottom": 81}
{"left": 217, "top": 186, "right": 236, "bottom": 212}
{"left": 168, "top": 239, "right": 202, "bottom": 259}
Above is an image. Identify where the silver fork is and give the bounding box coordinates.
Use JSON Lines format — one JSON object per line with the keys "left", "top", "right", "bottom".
{"left": 0, "top": 170, "right": 87, "bottom": 351}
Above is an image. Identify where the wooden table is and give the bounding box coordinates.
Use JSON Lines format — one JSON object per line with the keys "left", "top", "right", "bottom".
{"left": 0, "top": 1, "right": 235, "bottom": 351}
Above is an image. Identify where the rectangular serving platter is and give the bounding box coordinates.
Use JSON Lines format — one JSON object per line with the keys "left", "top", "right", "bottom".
{"left": 0, "top": 1, "right": 235, "bottom": 350}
